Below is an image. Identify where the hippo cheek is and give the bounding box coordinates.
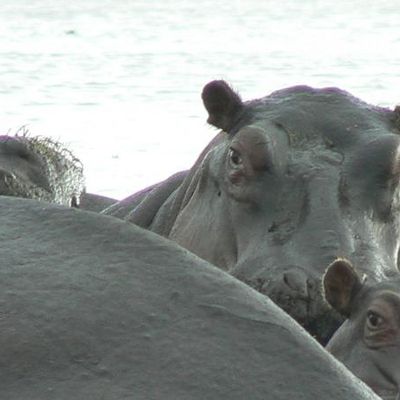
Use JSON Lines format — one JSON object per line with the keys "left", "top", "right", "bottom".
{"left": 370, "top": 356, "right": 400, "bottom": 399}
{"left": 357, "top": 364, "right": 399, "bottom": 400}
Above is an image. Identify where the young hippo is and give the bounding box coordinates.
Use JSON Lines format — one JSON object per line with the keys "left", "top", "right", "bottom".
{"left": 323, "top": 258, "right": 400, "bottom": 400}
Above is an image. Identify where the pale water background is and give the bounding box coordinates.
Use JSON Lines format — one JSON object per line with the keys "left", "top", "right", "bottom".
{"left": 1, "top": 0, "right": 400, "bottom": 199}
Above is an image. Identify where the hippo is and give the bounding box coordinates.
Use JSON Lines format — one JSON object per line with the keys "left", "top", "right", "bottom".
{"left": 103, "top": 80, "right": 400, "bottom": 342}
{"left": 0, "top": 131, "right": 84, "bottom": 206}
{"left": 0, "top": 196, "right": 380, "bottom": 400}
{"left": 324, "top": 258, "right": 400, "bottom": 400}
{"left": 79, "top": 191, "right": 117, "bottom": 212}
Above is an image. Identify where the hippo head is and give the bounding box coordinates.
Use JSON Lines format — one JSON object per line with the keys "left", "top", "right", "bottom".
{"left": 164, "top": 80, "right": 400, "bottom": 342}
{"left": 0, "top": 133, "right": 84, "bottom": 206}
{"left": 324, "top": 258, "right": 400, "bottom": 399}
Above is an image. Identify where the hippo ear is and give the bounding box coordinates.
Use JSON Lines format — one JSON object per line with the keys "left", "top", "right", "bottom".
{"left": 323, "top": 258, "right": 364, "bottom": 317}
{"left": 201, "top": 80, "right": 243, "bottom": 132}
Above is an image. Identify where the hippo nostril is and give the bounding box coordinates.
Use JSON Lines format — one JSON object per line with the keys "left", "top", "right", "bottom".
{"left": 283, "top": 273, "right": 291, "bottom": 287}
{"left": 283, "top": 269, "right": 309, "bottom": 298}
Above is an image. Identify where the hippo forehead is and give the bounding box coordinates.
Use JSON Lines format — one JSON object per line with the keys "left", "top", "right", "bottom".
{"left": 240, "top": 86, "right": 396, "bottom": 150}
{"left": 364, "top": 278, "right": 400, "bottom": 297}
{"left": 353, "top": 278, "right": 400, "bottom": 313}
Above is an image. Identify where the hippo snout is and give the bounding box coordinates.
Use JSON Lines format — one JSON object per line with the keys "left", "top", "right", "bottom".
{"left": 233, "top": 264, "right": 313, "bottom": 314}
{"left": 259, "top": 267, "right": 312, "bottom": 320}
{"left": 238, "top": 265, "right": 343, "bottom": 343}
{"left": 231, "top": 258, "right": 345, "bottom": 342}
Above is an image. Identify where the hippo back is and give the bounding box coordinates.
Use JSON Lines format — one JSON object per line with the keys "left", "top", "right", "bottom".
{"left": 0, "top": 196, "right": 379, "bottom": 400}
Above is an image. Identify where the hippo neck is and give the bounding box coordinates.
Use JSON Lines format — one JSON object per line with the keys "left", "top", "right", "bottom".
{"left": 151, "top": 132, "right": 227, "bottom": 238}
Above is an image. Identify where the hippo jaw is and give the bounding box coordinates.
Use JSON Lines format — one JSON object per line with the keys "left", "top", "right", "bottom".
{"left": 324, "top": 259, "right": 400, "bottom": 398}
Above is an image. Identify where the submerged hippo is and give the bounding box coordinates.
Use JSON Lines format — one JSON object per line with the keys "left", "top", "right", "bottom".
{"left": 104, "top": 80, "right": 400, "bottom": 342}
{"left": 0, "top": 132, "right": 84, "bottom": 206}
{"left": 0, "top": 196, "right": 379, "bottom": 400}
{"left": 324, "top": 259, "right": 400, "bottom": 400}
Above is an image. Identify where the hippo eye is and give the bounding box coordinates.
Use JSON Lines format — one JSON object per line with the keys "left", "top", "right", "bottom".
{"left": 228, "top": 148, "right": 242, "bottom": 168}
{"left": 366, "top": 310, "right": 384, "bottom": 330}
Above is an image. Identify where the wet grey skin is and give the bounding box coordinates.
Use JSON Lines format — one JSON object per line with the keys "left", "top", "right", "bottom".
{"left": 324, "top": 259, "right": 400, "bottom": 400}
{"left": 0, "top": 196, "right": 381, "bottom": 400}
{"left": 103, "top": 80, "right": 400, "bottom": 343}
{"left": 0, "top": 133, "right": 84, "bottom": 206}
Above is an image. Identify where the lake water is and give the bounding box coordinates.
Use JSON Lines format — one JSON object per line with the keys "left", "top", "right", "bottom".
{"left": 1, "top": 0, "right": 400, "bottom": 199}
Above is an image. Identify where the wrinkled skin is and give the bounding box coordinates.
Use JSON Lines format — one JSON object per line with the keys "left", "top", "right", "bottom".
{"left": 324, "top": 259, "right": 400, "bottom": 400}
{"left": 0, "top": 196, "right": 380, "bottom": 400}
{"left": 104, "top": 80, "right": 400, "bottom": 342}
{"left": 0, "top": 133, "right": 84, "bottom": 206}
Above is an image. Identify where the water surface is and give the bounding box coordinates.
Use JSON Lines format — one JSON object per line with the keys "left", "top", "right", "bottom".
{"left": 1, "top": 0, "right": 399, "bottom": 198}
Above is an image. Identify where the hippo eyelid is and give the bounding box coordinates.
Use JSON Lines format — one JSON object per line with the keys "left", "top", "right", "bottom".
{"left": 228, "top": 147, "right": 243, "bottom": 168}
{"left": 366, "top": 310, "right": 384, "bottom": 330}
{"left": 17, "top": 149, "right": 33, "bottom": 161}
{"left": 364, "top": 292, "right": 400, "bottom": 332}
{"left": 8, "top": 142, "right": 40, "bottom": 165}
